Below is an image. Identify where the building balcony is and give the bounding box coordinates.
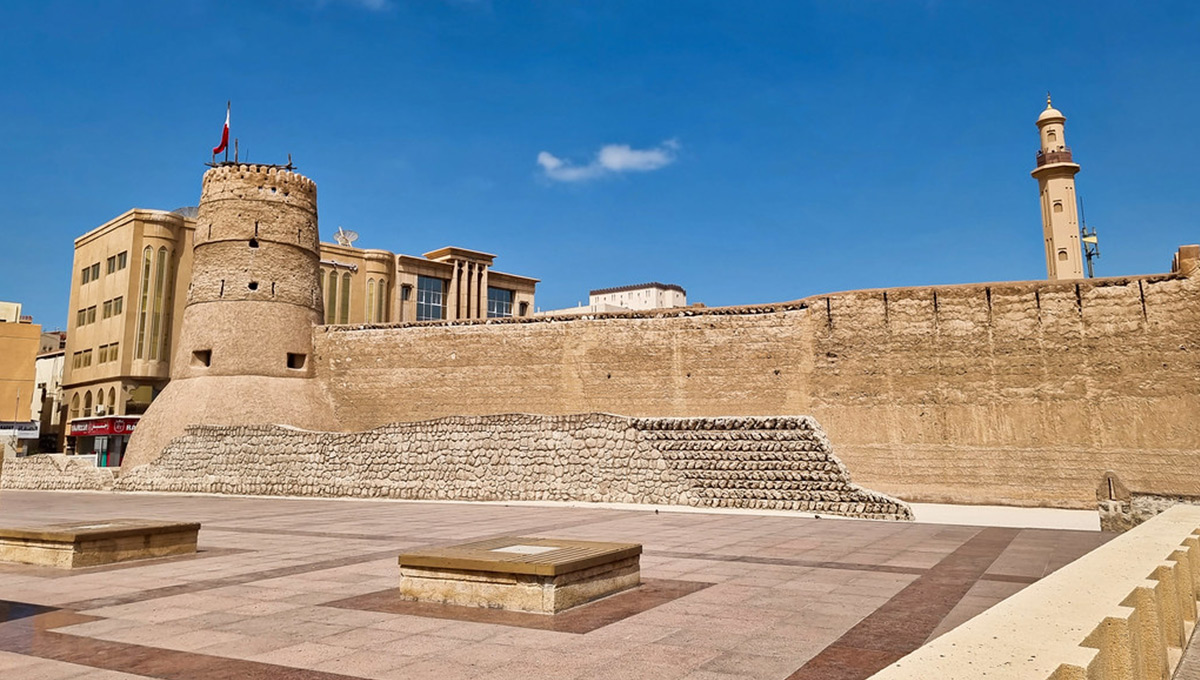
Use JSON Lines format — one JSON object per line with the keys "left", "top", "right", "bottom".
{"left": 1035, "top": 148, "right": 1073, "bottom": 167}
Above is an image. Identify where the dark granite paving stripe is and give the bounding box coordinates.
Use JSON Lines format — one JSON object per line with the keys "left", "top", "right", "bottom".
{"left": 786, "top": 527, "right": 1021, "bottom": 680}
{"left": 324, "top": 578, "right": 712, "bottom": 634}
{"left": 0, "top": 614, "right": 364, "bottom": 680}
{"left": 60, "top": 547, "right": 405, "bottom": 610}
{"left": 0, "top": 600, "right": 58, "bottom": 623}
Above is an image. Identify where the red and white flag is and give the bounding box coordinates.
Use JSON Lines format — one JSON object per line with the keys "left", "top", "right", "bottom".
{"left": 212, "top": 102, "right": 230, "bottom": 156}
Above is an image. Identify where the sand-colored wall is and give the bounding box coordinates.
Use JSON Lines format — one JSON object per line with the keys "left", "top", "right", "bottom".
{"left": 313, "top": 273, "right": 1200, "bottom": 509}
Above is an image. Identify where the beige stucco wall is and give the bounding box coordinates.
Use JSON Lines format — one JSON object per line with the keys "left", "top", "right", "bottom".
{"left": 312, "top": 272, "right": 1200, "bottom": 509}
{"left": 0, "top": 321, "right": 41, "bottom": 423}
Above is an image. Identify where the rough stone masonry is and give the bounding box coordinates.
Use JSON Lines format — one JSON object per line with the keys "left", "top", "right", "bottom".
{"left": 7, "top": 414, "right": 912, "bottom": 521}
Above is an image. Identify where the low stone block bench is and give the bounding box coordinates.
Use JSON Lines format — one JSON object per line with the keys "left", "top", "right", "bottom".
{"left": 0, "top": 519, "right": 201, "bottom": 568}
{"left": 398, "top": 536, "right": 641, "bottom": 614}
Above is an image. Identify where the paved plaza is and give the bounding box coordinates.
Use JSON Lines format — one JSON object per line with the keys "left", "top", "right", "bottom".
{"left": 0, "top": 491, "right": 1112, "bottom": 680}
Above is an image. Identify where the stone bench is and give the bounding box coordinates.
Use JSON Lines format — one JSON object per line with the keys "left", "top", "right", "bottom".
{"left": 398, "top": 536, "right": 641, "bottom": 614}
{"left": 0, "top": 519, "right": 200, "bottom": 568}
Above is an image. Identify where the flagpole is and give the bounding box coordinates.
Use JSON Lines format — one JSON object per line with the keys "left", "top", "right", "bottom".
{"left": 224, "top": 101, "right": 231, "bottom": 163}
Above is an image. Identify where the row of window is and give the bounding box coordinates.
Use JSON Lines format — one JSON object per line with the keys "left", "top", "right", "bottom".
{"left": 69, "top": 387, "right": 119, "bottom": 420}
{"left": 104, "top": 296, "right": 124, "bottom": 318}
{"left": 75, "top": 296, "right": 126, "bottom": 328}
{"left": 72, "top": 349, "right": 92, "bottom": 369}
{"left": 79, "top": 251, "right": 128, "bottom": 284}
{"left": 98, "top": 342, "right": 120, "bottom": 363}
{"left": 76, "top": 306, "right": 97, "bottom": 327}
{"left": 413, "top": 276, "right": 516, "bottom": 321}
{"left": 319, "top": 270, "right": 393, "bottom": 324}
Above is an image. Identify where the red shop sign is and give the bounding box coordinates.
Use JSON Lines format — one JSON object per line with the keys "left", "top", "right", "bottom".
{"left": 69, "top": 417, "right": 139, "bottom": 437}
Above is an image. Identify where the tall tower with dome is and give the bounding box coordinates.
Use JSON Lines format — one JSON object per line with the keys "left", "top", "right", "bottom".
{"left": 1031, "top": 95, "right": 1084, "bottom": 280}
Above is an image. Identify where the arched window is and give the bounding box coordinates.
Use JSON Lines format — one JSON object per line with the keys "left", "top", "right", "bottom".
{"left": 326, "top": 270, "right": 338, "bottom": 324}
{"left": 149, "top": 247, "right": 168, "bottom": 360}
{"left": 83, "top": 391, "right": 93, "bottom": 418}
{"left": 70, "top": 393, "right": 80, "bottom": 420}
{"left": 1053, "top": 201, "right": 1064, "bottom": 213}
{"left": 109, "top": 387, "right": 117, "bottom": 414}
{"left": 379, "top": 279, "right": 388, "bottom": 322}
{"left": 1047, "top": 130, "right": 1057, "bottom": 143}
{"left": 339, "top": 272, "right": 351, "bottom": 324}
{"left": 157, "top": 251, "right": 173, "bottom": 360}
{"left": 366, "top": 278, "right": 376, "bottom": 323}
{"left": 135, "top": 247, "right": 153, "bottom": 358}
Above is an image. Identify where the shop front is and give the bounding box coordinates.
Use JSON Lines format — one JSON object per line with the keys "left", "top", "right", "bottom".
{"left": 0, "top": 421, "right": 40, "bottom": 456}
{"left": 68, "top": 416, "right": 139, "bottom": 467}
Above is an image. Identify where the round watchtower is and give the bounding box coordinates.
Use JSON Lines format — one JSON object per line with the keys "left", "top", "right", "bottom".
{"left": 178, "top": 164, "right": 322, "bottom": 378}
{"left": 123, "top": 163, "right": 335, "bottom": 469}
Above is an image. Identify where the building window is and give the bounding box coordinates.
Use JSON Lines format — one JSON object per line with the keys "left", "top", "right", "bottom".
{"left": 366, "top": 278, "right": 376, "bottom": 323}
{"left": 325, "top": 269, "right": 337, "bottom": 324}
{"left": 1047, "top": 130, "right": 1058, "bottom": 143}
{"left": 339, "top": 272, "right": 351, "bottom": 324}
{"left": 109, "top": 388, "right": 117, "bottom": 414}
{"left": 82, "top": 349, "right": 92, "bottom": 367}
{"left": 90, "top": 262, "right": 100, "bottom": 281}
{"left": 487, "top": 287, "right": 514, "bottom": 318}
{"left": 72, "top": 352, "right": 81, "bottom": 369}
{"left": 70, "top": 393, "right": 80, "bottom": 420}
{"left": 106, "top": 255, "right": 116, "bottom": 274}
{"left": 113, "top": 296, "right": 123, "bottom": 315}
{"left": 416, "top": 276, "right": 447, "bottom": 321}
{"left": 83, "top": 391, "right": 92, "bottom": 417}
{"left": 86, "top": 306, "right": 96, "bottom": 324}
{"left": 149, "top": 247, "right": 168, "bottom": 360}
{"left": 116, "top": 251, "right": 127, "bottom": 271}
{"left": 76, "top": 309, "right": 86, "bottom": 327}
{"left": 103, "top": 300, "right": 113, "bottom": 319}
{"left": 377, "top": 279, "right": 387, "bottom": 322}
{"left": 135, "top": 247, "right": 152, "bottom": 358}
{"left": 1053, "top": 201, "right": 1063, "bottom": 213}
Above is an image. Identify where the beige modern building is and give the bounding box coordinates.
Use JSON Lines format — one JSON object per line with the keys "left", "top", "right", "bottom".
{"left": 0, "top": 316, "right": 41, "bottom": 457}
{"left": 61, "top": 208, "right": 195, "bottom": 463}
{"left": 33, "top": 349, "right": 65, "bottom": 453}
{"left": 541, "top": 282, "right": 688, "bottom": 315}
{"left": 319, "top": 244, "right": 537, "bottom": 324}
{"left": 61, "top": 205, "right": 537, "bottom": 463}
{"left": 1032, "top": 95, "right": 1085, "bottom": 280}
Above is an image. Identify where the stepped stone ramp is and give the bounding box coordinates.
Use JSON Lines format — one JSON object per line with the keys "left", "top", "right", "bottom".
{"left": 110, "top": 413, "right": 910, "bottom": 521}
{"left": 635, "top": 416, "right": 913, "bottom": 520}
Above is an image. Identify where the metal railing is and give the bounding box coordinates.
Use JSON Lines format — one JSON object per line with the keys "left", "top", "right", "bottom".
{"left": 1035, "top": 148, "right": 1073, "bottom": 167}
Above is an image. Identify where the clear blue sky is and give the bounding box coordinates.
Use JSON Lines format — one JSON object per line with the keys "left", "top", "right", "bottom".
{"left": 2, "top": 1, "right": 1198, "bottom": 329}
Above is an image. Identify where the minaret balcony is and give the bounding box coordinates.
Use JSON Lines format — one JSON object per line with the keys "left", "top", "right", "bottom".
{"left": 1035, "top": 148, "right": 1073, "bottom": 167}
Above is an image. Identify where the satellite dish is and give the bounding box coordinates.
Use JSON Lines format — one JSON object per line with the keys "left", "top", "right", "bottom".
{"left": 334, "top": 226, "right": 359, "bottom": 247}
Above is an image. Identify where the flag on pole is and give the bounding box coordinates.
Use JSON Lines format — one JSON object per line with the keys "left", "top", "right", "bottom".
{"left": 212, "top": 102, "right": 230, "bottom": 156}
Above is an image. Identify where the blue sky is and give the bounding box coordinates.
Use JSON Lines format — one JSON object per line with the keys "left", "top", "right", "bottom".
{"left": 2, "top": 1, "right": 1198, "bottom": 329}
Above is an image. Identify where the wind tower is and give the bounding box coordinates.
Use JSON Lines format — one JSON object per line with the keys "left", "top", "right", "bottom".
{"left": 1032, "top": 94, "right": 1084, "bottom": 280}
{"left": 123, "top": 162, "right": 335, "bottom": 468}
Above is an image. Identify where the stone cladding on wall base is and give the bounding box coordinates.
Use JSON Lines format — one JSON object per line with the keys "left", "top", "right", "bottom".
{"left": 1, "top": 455, "right": 114, "bottom": 491}
{"left": 111, "top": 414, "right": 911, "bottom": 520}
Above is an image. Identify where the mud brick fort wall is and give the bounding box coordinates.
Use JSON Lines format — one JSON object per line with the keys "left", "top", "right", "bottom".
{"left": 313, "top": 272, "right": 1200, "bottom": 509}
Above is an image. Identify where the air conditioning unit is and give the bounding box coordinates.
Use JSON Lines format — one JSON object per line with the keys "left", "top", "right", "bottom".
{"left": 94, "top": 405, "right": 107, "bottom": 416}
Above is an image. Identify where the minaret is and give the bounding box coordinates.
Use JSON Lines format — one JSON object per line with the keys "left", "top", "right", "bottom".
{"left": 1031, "top": 94, "right": 1084, "bottom": 280}
{"left": 123, "top": 163, "right": 335, "bottom": 468}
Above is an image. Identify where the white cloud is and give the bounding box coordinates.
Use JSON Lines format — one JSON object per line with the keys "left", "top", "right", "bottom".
{"left": 538, "top": 140, "right": 680, "bottom": 183}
